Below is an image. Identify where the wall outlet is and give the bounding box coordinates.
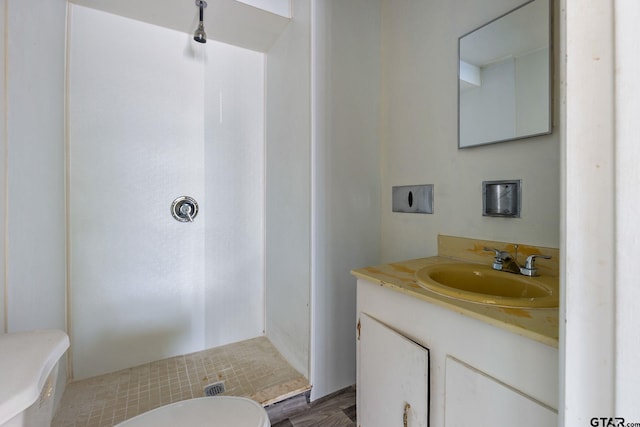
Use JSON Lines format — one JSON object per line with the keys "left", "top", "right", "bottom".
{"left": 392, "top": 185, "right": 434, "bottom": 214}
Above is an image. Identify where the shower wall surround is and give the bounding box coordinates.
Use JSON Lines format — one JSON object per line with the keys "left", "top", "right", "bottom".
{"left": 68, "top": 5, "right": 264, "bottom": 379}
{"left": 204, "top": 25, "right": 265, "bottom": 349}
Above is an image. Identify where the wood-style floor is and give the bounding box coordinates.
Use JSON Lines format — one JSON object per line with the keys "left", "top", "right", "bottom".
{"left": 268, "top": 386, "right": 356, "bottom": 427}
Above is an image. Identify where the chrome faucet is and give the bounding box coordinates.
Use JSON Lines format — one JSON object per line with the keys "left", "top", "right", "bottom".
{"left": 484, "top": 246, "right": 521, "bottom": 274}
{"left": 484, "top": 245, "right": 552, "bottom": 276}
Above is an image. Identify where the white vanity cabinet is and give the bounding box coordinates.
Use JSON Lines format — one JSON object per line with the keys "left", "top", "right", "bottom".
{"left": 356, "top": 278, "right": 558, "bottom": 427}
{"left": 444, "top": 357, "right": 557, "bottom": 426}
{"left": 358, "top": 313, "right": 429, "bottom": 426}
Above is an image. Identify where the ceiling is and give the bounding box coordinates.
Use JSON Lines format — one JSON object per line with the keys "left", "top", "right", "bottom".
{"left": 68, "top": 0, "right": 291, "bottom": 52}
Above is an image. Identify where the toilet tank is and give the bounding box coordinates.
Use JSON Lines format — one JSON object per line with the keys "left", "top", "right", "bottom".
{"left": 0, "top": 330, "right": 69, "bottom": 427}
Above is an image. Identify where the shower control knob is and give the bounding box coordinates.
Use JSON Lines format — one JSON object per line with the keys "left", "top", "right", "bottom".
{"left": 171, "top": 196, "right": 199, "bottom": 223}
{"left": 180, "top": 204, "right": 192, "bottom": 215}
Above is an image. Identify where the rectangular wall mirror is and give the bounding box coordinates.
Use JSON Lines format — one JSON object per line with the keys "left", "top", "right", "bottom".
{"left": 458, "top": 0, "right": 552, "bottom": 148}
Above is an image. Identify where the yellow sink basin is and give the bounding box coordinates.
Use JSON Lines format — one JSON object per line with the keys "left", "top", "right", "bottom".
{"left": 415, "top": 263, "right": 559, "bottom": 308}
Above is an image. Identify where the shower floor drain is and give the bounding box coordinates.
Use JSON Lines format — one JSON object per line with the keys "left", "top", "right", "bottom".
{"left": 204, "top": 381, "right": 225, "bottom": 396}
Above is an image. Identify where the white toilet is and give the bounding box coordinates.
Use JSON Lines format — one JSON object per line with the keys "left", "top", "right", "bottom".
{"left": 0, "top": 329, "right": 69, "bottom": 427}
{"left": 115, "top": 396, "right": 271, "bottom": 427}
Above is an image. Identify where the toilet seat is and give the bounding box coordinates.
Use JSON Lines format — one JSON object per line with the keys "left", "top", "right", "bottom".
{"left": 114, "top": 396, "right": 270, "bottom": 427}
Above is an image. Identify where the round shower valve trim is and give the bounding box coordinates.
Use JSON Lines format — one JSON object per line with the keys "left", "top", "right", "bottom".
{"left": 171, "top": 196, "right": 199, "bottom": 222}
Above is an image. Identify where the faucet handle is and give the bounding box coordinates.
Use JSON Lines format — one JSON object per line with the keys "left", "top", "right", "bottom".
{"left": 484, "top": 247, "right": 511, "bottom": 260}
{"left": 484, "top": 247, "right": 512, "bottom": 271}
{"left": 524, "top": 254, "right": 552, "bottom": 269}
{"left": 521, "top": 254, "right": 552, "bottom": 276}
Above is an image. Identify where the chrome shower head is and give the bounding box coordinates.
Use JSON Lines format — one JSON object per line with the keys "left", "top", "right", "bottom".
{"left": 194, "top": 0, "right": 208, "bottom": 44}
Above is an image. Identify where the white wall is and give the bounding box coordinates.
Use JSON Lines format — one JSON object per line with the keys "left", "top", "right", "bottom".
{"left": 204, "top": 42, "right": 265, "bottom": 348}
{"left": 68, "top": 5, "right": 265, "bottom": 379}
{"left": 5, "top": 0, "right": 68, "bottom": 333}
{"left": 460, "top": 58, "right": 517, "bottom": 145}
{"left": 68, "top": 5, "right": 206, "bottom": 379}
{"left": 0, "top": 1, "right": 6, "bottom": 334}
{"left": 265, "top": 0, "right": 312, "bottom": 378}
{"left": 461, "top": 48, "right": 550, "bottom": 146}
{"left": 613, "top": 1, "right": 640, "bottom": 416}
{"left": 3, "top": 0, "right": 68, "bottom": 403}
{"left": 310, "top": 0, "right": 381, "bottom": 400}
{"left": 561, "top": 0, "right": 640, "bottom": 422}
{"left": 237, "top": 0, "right": 291, "bottom": 17}
{"left": 515, "top": 48, "right": 550, "bottom": 136}
{"left": 380, "top": 0, "right": 560, "bottom": 263}
{"left": 562, "top": 0, "right": 615, "bottom": 420}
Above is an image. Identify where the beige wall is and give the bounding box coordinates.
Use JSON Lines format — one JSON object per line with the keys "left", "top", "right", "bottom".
{"left": 380, "top": 0, "right": 560, "bottom": 263}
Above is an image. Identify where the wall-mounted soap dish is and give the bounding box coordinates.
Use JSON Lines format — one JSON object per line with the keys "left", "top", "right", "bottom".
{"left": 482, "top": 180, "right": 521, "bottom": 218}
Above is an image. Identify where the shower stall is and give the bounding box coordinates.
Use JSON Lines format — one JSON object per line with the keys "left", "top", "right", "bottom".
{"left": 68, "top": 5, "right": 276, "bottom": 380}
{"left": 3, "top": 0, "right": 379, "bottom": 411}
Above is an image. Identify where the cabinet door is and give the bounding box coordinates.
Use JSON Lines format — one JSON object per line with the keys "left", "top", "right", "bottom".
{"left": 444, "top": 356, "right": 557, "bottom": 426}
{"left": 358, "top": 313, "right": 429, "bottom": 427}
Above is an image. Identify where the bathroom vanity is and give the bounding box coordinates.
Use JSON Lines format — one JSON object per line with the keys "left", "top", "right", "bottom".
{"left": 352, "top": 236, "right": 559, "bottom": 427}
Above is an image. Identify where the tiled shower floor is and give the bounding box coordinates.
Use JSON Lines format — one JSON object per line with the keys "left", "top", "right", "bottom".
{"left": 52, "top": 337, "right": 310, "bottom": 427}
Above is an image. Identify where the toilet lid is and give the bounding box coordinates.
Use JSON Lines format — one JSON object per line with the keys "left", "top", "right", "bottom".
{"left": 115, "top": 396, "right": 270, "bottom": 427}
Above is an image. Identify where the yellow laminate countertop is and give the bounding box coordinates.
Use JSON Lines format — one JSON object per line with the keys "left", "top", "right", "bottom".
{"left": 352, "top": 256, "right": 559, "bottom": 348}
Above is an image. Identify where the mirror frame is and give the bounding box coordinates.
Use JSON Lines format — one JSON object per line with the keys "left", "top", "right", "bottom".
{"left": 458, "top": 0, "right": 553, "bottom": 149}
